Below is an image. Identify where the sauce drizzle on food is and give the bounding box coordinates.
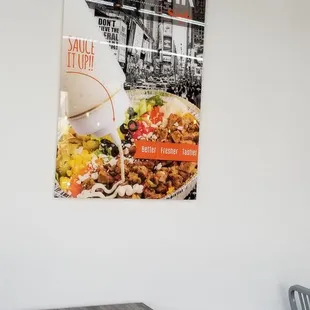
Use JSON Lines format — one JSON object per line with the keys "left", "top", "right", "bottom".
{"left": 77, "top": 183, "right": 143, "bottom": 199}
{"left": 77, "top": 132, "right": 143, "bottom": 199}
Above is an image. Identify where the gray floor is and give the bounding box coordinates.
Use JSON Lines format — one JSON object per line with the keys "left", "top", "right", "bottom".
{"left": 50, "top": 303, "right": 153, "bottom": 310}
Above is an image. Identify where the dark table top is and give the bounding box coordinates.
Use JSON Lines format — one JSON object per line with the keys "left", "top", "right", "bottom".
{"left": 50, "top": 303, "right": 153, "bottom": 310}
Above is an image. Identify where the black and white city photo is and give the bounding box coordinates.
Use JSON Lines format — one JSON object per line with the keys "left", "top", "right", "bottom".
{"left": 87, "top": 0, "right": 206, "bottom": 108}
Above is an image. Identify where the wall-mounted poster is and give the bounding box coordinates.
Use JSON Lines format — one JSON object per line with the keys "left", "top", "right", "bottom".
{"left": 55, "top": 0, "right": 207, "bottom": 200}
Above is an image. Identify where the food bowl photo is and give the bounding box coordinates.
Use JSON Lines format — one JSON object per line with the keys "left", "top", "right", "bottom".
{"left": 55, "top": 89, "right": 200, "bottom": 200}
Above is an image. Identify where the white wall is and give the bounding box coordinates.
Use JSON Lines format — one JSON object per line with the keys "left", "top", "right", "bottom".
{"left": 0, "top": 0, "right": 309, "bottom": 310}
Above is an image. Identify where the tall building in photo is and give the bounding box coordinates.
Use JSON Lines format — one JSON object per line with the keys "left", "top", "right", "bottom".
{"left": 152, "top": 18, "right": 159, "bottom": 50}
{"left": 190, "top": 0, "right": 206, "bottom": 82}
{"left": 192, "top": 0, "right": 206, "bottom": 45}
{"left": 143, "top": 2, "right": 154, "bottom": 35}
{"left": 142, "top": 1, "right": 158, "bottom": 69}
{"left": 159, "top": 0, "right": 173, "bottom": 74}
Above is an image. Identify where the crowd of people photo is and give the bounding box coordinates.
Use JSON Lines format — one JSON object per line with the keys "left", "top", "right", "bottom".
{"left": 166, "top": 80, "right": 202, "bottom": 108}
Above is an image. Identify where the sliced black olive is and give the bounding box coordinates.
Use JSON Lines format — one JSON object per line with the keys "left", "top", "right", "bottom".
{"left": 120, "top": 123, "right": 128, "bottom": 134}
{"left": 100, "top": 139, "right": 113, "bottom": 146}
{"left": 128, "top": 120, "right": 138, "bottom": 132}
{"left": 127, "top": 107, "right": 137, "bottom": 118}
{"left": 127, "top": 107, "right": 134, "bottom": 115}
{"left": 111, "top": 145, "right": 119, "bottom": 157}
